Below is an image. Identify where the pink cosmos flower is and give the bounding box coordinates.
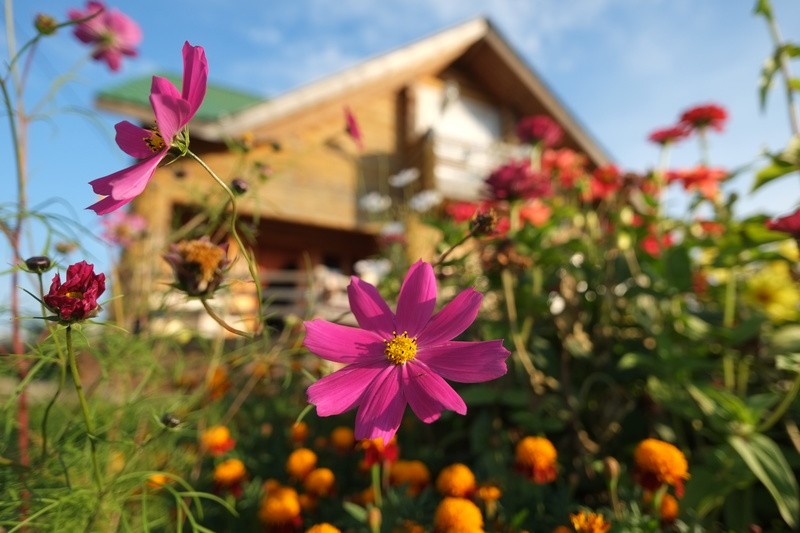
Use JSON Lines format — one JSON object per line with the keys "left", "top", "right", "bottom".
{"left": 68, "top": 1, "right": 141, "bottom": 72}
{"left": 516, "top": 115, "right": 563, "bottom": 147}
{"left": 647, "top": 125, "right": 691, "bottom": 145}
{"left": 44, "top": 261, "right": 106, "bottom": 323}
{"left": 304, "top": 261, "right": 509, "bottom": 442}
{"left": 101, "top": 210, "right": 146, "bottom": 246}
{"left": 679, "top": 103, "right": 728, "bottom": 132}
{"left": 88, "top": 42, "right": 208, "bottom": 215}
{"left": 344, "top": 106, "right": 363, "bottom": 150}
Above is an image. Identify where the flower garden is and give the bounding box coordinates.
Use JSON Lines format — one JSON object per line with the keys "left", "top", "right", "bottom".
{"left": 2, "top": 2, "right": 800, "bottom": 532}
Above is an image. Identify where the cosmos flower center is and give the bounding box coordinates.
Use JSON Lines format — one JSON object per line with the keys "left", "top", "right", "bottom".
{"left": 65, "top": 291, "right": 84, "bottom": 299}
{"left": 144, "top": 126, "right": 165, "bottom": 152}
{"left": 384, "top": 331, "right": 417, "bottom": 365}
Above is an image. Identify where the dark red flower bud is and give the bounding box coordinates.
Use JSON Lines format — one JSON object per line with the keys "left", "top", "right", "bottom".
{"left": 25, "top": 256, "right": 52, "bottom": 273}
{"left": 231, "top": 178, "right": 249, "bottom": 195}
{"left": 43, "top": 261, "right": 105, "bottom": 323}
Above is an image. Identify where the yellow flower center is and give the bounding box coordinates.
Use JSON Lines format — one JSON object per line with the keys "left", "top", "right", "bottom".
{"left": 65, "top": 291, "right": 84, "bottom": 299}
{"left": 384, "top": 331, "right": 417, "bottom": 365}
{"left": 144, "top": 126, "right": 165, "bottom": 152}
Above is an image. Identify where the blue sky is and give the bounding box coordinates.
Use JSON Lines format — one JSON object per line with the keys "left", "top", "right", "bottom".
{"left": 2, "top": 0, "right": 800, "bottom": 330}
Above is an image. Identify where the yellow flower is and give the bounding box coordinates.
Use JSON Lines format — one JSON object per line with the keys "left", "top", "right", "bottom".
{"left": 390, "top": 460, "right": 431, "bottom": 495}
{"left": 330, "top": 426, "right": 355, "bottom": 453}
{"left": 258, "top": 485, "right": 301, "bottom": 526}
{"left": 569, "top": 510, "right": 611, "bottom": 533}
{"left": 201, "top": 425, "right": 235, "bottom": 456}
{"left": 633, "top": 438, "right": 690, "bottom": 497}
{"left": 213, "top": 458, "right": 246, "bottom": 486}
{"left": 744, "top": 261, "right": 799, "bottom": 322}
{"left": 778, "top": 239, "right": 799, "bottom": 262}
{"left": 303, "top": 467, "right": 336, "bottom": 497}
{"left": 436, "top": 464, "right": 476, "bottom": 498}
{"left": 286, "top": 447, "right": 318, "bottom": 480}
{"left": 306, "top": 524, "right": 341, "bottom": 533}
{"left": 515, "top": 436, "right": 558, "bottom": 483}
{"left": 146, "top": 473, "right": 171, "bottom": 490}
{"left": 433, "top": 497, "right": 484, "bottom": 533}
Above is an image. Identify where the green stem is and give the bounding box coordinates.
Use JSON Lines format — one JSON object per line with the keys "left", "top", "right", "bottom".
{"left": 501, "top": 268, "right": 545, "bottom": 394}
{"left": 187, "top": 150, "right": 263, "bottom": 333}
{"left": 200, "top": 297, "right": 252, "bottom": 338}
{"left": 757, "top": 372, "right": 800, "bottom": 433}
{"left": 762, "top": 8, "right": 800, "bottom": 135}
{"left": 66, "top": 325, "right": 103, "bottom": 492}
{"left": 722, "top": 268, "right": 737, "bottom": 391}
{"left": 370, "top": 462, "right": 383, "bottom": 508}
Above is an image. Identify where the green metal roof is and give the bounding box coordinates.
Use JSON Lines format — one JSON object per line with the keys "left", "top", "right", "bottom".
{"left": 97, "top": 73, "right": 265, "bottom": 122}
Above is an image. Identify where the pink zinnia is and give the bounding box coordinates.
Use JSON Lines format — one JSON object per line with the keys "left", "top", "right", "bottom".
{"left": 766, "top": 208, "right": 800, "bottom": 239}
{"left": 68, "top": 1, "right": 141, "bottom": 72}
{"left": 344, "top": 106, "right": 363, "bottom": 150}
{"left": 101, "top": 210, "right": 147, "bottom": 246}
{"left": 485, "top": 160, "right": 552, "bottom": 201}
{"left": 516, "top": 115, "right": 563, "bottom": 147}
{"left": 88, "top": 42, "right": 208, "bottom": 215}
{"left": 304, "top": 261, "right": 509, "bottom": 442}
{"left": 647, "top": 125, "right": 691, "bottom": 146}
{"left": 679, "top": 103, "right": 728, "bottom": 132}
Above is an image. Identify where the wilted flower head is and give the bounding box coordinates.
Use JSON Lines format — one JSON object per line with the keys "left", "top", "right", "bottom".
{"left": 633, "top": 438, "right": 690, "bottom": 497}
{"left": 44, "top": 261, "right": 106, "bottom": 323}
{"left": 164, "top": 237, "right": 229, "bottom": 297}
{"left": 344, "top": 106, "right": 363, "bottom": 150}
{"left": 485, "top": 160, "right": 552, "bottom": 202}
{"left": 433, "top": 497, "right": 484, "bottom": 533}
{"left": 68, "top": 1, "right": 141, "bottom": 72}
{"left": 679, "top": 103, "right": 728, "bottom": 132}
{"left": 89, "top": 42, "right": 207, "bottom": 214}
{"left": 102, "top": 210, "right": 146, "bottom": 246}
{"left": 516, "top": 114, "right": 563, "bottom": 147}
{"left": 648, "top": 124, "right": 691, "bottom": 145}
{"left": 388, "top": 168, "right": 420, "bottom": 188}
{"left": 304, "top": 261, "right": 509, "bottom": 442}
{"left": 515, "top": 436, "right": 558, "bottom": 484}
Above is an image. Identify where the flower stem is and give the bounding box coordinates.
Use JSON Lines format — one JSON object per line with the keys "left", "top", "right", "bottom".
{"left": 66, "top": 325, "right": 103, "bottom": 492}
{"left": 200, "top": 297, "right": 253, "bottom": 338}
{"left": 757, "top": 371, "right": 800, "bottom": 433}
{"left": 500, "top": 268, "right": 545, "bottom": 394}
{"left": 187, "top": 150, "right": 263, "bottom": 334}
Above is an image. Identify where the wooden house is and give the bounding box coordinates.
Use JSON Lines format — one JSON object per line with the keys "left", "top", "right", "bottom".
{"left": 96, "top": 17, "right": 610, "bottom": 334}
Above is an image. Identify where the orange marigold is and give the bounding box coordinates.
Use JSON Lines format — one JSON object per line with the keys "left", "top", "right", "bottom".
{"left": 286, "top": 447, "right": 318, "bottom": 480}
{"left": 633, "top": 438, "right": 690, "bottom": 497}
{"left": 515, "top": 436, "right": 558, "bottom": 484}
{"left": 201, "top": 425, "right": 235, "bottom": 456}
{"left": 330, "top": 426, "right": 355, "bottom": 453}
{"left": 643, "top": 491, "right": 680, "bottom": 523}
{"left": 476, "top": 484, "right": 502, "bottom": 503}
{"left": 436, "top": 463, "right": 477, "bottom": 498}
{"left": 303, "top": 467, "right": 336, "bottom": 497}
{"left": 570, "top": 510, "right": 611, "bottom": 533}
{"left": 146, "top": 473, "right": 171, "bottom": 489}
{"left": 306, "top": 524, "right": 341, "bottom": 533}
{"left": 433, "top": 497, "right": 484, "bottom": 533}
{"left": 258, "top": 485, "right": 302, "bottom": 526}
{"left": 360, "top": 436, "right": 399, "bottom": 467}
{"left": 390, "top": 460, "right": 431, "bottom": 495}
{"left": 292, "top": 421, "right": 310, "bottom": 443}
{"left": 213, "top": 458, "right": 246, "bottom": 487}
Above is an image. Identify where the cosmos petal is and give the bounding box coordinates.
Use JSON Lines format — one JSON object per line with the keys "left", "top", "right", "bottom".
{"left": 303, "top": 319, "right": 385, "bottom": 364}
{"left": 417, "top": 288, "right": 482, "bottom": 346}
{"left": 87, "top": 194, "right": 131, "bottom": 215}
{"left": 89, "top": 154, "right": 164, "bottom": 201}
{"left": 150, "top": 90, "right": 191, "bottom": 142}
{"left": 402, "top": 360, "right": 466, "bottom": 423}
{"left": 395, "top": 260, "right": 437, "bottom": 336}
{"left": 354, "top": 365, "right": 406, "bottom": 442}
{"left": 115, "top": 121, "right": 157, "bottom": 159}
{"left": 417, "top": 340, "right": 509, "bottom": 383}
{"left": 181, "top": 42, "right": 208, "bottom": 116}
{"left": 347, "top": 276, "right": 395, "bottom": 338}
{"left": 307, "top": 362, "right": 386, "bottom": 417}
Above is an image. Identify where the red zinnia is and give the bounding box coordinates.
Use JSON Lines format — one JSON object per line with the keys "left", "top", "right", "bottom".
{"left": 586, "top": 164, "right": 623, "bottom": 201}
{"left": 648, "top": 125, "right": 691, "bottom": 145}
{"left": 766, "top": 208, "right": 800, "bottom": 240}
{"left": 44, "top": 261, "right": 106, "bottom": 323}
{"left": 485, "top": 160, "right": 552, "bottom": 201}
{"left": 679, "top": 103, "right": 728, "bottom": 132}
{"left": 667, "top": 166, "right": 728, "bottom": 200}
{"left": 516, "top": 114, "right": 563, "bottom": 147}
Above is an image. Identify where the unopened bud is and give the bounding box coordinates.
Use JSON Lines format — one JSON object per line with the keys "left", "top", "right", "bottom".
{"left": 367, "top": 506, "right": 382, "bottom": 531}
{"left": 25, "top": 256, "right": 52, "bottom": 273}
{"left": 603, "top": 456, "right": 620, "bottom": 482}
{"left": 34, "top": 14, "right": 58, "bottom": 35}
{"left": 231, "top": 178, "right": 249, "bottom": 195}
{"left": 160, "top": 412, "right": 181, "bottom": 428}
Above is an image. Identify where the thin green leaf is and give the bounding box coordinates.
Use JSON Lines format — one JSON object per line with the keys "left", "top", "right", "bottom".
{"left": 752, "top": 158, "right": 798, "bottom": 191}
{"left": 729, "top": 433, "right": 799, "bottom": 527}
{"left": 342, "top": 501, "right": 368, "bottom": 522}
